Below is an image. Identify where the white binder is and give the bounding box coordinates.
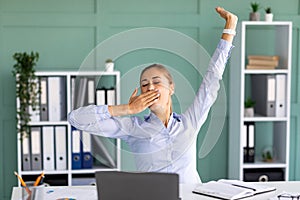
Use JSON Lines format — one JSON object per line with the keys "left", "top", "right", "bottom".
{"left": 96, "top": 89, "right": 105, "bottom": 105}
{"left": 88, "top": 79, "right": 95, "bottom": 105}
{"left": 42, "top": 126, "right": 55, "bottom": 170}
{"left": 30, "top": 127, "right": 42, "bottom": 170}
{"left": 40, "top": 77, "right": 48, "bottom": 121}
{"left": 275, "top": 74, "right": 287, "bottom": 117}
{"left": 55, "top": 126, "right": 67, "bottom": 170}
{"left": 48, "top": 77, "right": 66, "bottom": 121}
{"left": 106, "top": 88, "right": 116, "bottom": 105}
{"left": 22, "top": 134, "right": 31, "bottom": 171}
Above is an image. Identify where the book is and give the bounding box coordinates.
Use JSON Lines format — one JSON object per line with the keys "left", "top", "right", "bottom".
{"left": 246, "top": 65, "right": 277, "bottom": 70}
{"left": 246, "top": 55, "right": 280, "bottom": 70}
{"left": 248, "top": 59, "right": 279, "bottom": 67}
{"left": 247, "top": 55, "right": 279, "bottom": 61}
{"left": 192, "top": 179, "right": 276, "bottom": 200}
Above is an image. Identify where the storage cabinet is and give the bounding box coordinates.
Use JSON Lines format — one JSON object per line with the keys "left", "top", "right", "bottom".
{"left": 228, "top": 21, "right": 292, "bottom": 181}
{"left": 17, "top": 71, "right": 121, "bottom": 186}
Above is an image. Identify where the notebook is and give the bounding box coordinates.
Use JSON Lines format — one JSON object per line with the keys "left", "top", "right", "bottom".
{"left": 95, "top": 171, "right": 181, "bottom": 200}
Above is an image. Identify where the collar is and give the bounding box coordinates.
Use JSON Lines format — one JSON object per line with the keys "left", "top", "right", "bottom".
{"left": 144, "top": 112, "right": 181, "bottom": 122}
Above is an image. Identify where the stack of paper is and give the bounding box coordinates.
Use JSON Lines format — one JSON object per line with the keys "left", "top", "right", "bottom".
{"left": 193, "top": 179, "right": 276, "bottom": 200}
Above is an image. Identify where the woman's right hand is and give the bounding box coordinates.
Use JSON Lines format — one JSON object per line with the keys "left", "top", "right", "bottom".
{"left": 128, "top": 88, "right": 160, "bottom": 114}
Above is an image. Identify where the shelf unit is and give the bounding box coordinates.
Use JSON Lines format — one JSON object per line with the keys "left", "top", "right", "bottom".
{"left": 17, "top": 71, "right": 121, "bottom": 186}
{"left": 229, "top": 21, "right": 292, "bottom": 181}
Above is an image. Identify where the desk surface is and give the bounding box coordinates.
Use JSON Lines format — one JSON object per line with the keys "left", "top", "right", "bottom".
{"left": 11, "top": 181, "right": 300, "bottom": 200}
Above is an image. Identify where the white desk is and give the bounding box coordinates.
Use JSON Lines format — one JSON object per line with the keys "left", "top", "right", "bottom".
{"left": 11, "top": 181, "right": 300, "bottom": 200}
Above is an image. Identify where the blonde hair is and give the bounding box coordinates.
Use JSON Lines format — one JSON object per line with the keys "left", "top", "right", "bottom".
{"left": 140, "top": 63, "right": 173, "bottom": 85}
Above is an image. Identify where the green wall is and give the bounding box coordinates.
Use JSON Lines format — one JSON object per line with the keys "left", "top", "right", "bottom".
{"left": 1, "top": 0, "right": 300, "bottom": 199}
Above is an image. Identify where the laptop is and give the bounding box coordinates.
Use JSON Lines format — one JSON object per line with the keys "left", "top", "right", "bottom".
{"left": 95, "top": 171, "right": 181, "bottom": 200}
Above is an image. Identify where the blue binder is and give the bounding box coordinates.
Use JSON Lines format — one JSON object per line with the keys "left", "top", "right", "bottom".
{"left": 71, "top": 127, "right": 82, "bottom": 169}
{"left": 81, "top": 131, "right": 93, "bottom": 169}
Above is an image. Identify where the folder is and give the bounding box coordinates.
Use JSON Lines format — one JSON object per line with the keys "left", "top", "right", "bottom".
{"left": 55, "top": 126, "right": 67, "bottom": 170}
{"left": 21, "top": 134, "right": 31, "bottom": 171}
{"left": 72, "top": 128, "right": 82, "bottom": 169}
{"left": 106, "top": 88, "right": 116, "bottom": 105}
{"left": 75, "top": 77, "right": 88, "bottom": 109}
{"left": 251, "top": 75, "right": 276, "bottom": 117}
{"left": 92, "top": 135, "right": 116, "bottom": 168}
{"left": 247, "top": 123, "right": 255, "bottom": 163}
{"left": 40, "top": 77, "right": 49, "bottom": 121}
{"left": 275, "top": 74, "right": 286, "bottom": 117}
{"left": 87, "top": 79, "right": 95, "bottom": 105}
{"left": 82, "top": 131, "right": 93, "bottom": 169}
{"left": 30, "top": 127, "right": 42, "bottom": 170}
{"left": 96, "top": 89, "right": 106, "bottom": 105}
{"left": 71, "top": 77, "right": 76, "bottom": 111}
{"left": 42, "top": 126, "right": 55, "bottom": 170}
{"left": 48, "top": 77, "right": 67, "bottom": 121}
{"left": 242, "top": 124, "right": 248, "bottom": 163}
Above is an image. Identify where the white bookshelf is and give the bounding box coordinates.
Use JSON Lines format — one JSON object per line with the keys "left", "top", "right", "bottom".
{"left": 229, "top": 21, "right": 292, "bottom": 181}
{"left": 17, "top": 71, "right": 121, "bottom": 186}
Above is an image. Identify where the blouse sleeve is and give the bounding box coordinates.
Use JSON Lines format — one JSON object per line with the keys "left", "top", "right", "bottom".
{"left": 67, "top": 104, "right": 134, "bottom": 139}
{"left": 183, "top": 39, "right": 234, "bottom": 131}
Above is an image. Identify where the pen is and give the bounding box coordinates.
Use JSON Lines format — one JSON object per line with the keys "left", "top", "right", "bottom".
{"left": 34, "top": 172, "right": 45, "bottom": 186}
{"left": 38, "top": 174, "right": 45, "bottom": 185}
{"left": 14, "top": 171, "right": 31, "bottom": 194}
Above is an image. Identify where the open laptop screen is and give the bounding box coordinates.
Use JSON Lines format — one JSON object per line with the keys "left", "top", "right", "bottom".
{"left": 95, "top": 171, "right": 181, "bottom": 200}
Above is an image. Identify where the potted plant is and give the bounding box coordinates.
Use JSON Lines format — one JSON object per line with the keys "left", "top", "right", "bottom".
{"left": 265, "top": 7, "right": 273, "bottom": 22}
{"left": 105, "top": 58, "right": 114, "bottom": 72}
{"left": 244, "top": 97, "right": 255, "bottom": 117}
{"left": 12, "top": 52, "right": 40, "bottom": 139}
{"left": 249, "top": 2, "right": 260, "bottom": 21}
{"left": 262, "top": 146, "right": 275, "bottom": 162}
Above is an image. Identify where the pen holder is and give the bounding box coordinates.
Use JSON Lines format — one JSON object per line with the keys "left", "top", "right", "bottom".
{"left": 21, "top": 181, "right": 47, "bottom": 200}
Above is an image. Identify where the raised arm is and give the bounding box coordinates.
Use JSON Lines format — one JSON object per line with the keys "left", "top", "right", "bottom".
{"left": 183, "top": 7, "right": 238, "bottom": 131}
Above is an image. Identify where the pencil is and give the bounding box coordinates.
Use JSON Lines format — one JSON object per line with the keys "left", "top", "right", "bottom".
{"left": 14, "top": 171, "right": 31, "bottom": 194}
{"left": 34, "top": 172, "right": 45, "bottom": 186}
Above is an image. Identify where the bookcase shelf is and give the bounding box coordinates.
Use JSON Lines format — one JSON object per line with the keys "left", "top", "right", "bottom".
{"left": 17, "top": 71, "right": 121, "bottom": 186}
{"left": 228, "top": 21, "right": 292, "bottom": 181}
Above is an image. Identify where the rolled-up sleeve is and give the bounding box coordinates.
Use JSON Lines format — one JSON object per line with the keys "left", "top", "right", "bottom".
{"left": 184, "top": 39, "right": 234, "bottom": 132}
{"left": 68, "top": 105, "right": 133, "bottom": 139}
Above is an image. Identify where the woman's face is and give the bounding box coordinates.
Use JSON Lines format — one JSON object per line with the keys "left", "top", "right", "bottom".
{"left": 140, "top": 67, "right": 174, "bottom": 111}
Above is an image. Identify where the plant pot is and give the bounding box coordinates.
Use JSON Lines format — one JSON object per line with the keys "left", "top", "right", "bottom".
{"left": 105, "top": 62, "right": 114, "bottom": 72}
{"left": 265, "top": 13, "right": 273, "bottom": 22}
{"left": 244, "top": 107, "right": 254, "bottom": 117}
{"left": 249, "top": 12, "right": 260, "bottom": 21}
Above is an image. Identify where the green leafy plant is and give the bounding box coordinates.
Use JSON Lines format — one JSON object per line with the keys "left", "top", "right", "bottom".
{"left": 262, "top": 150, "right": 273, "bottom": 162}
{"left": 244, "top": 97, "right": 256, "bottom": 108}
{"left": 250, "top": 2, "right": 260, "bottom": 12}
{"left": 12, "top": 52, "right": 40, "bottom": 138}
{"left": 265, "top": 7, "right": 272, "bottom": 14}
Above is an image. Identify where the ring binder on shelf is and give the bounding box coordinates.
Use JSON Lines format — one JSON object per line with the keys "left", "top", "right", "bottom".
{"left": 82, "top": 131, "right": 93, "bottom": 169}
{"left": 22, "top": 134, "right": 31, "bottom": 171}
{"left": 42, "top": 126, "right": 55, "bottom": 170}
{"left": 40, "top": 77, "right": 49, "bottom": 121}
{"left": 55, "top": 126, "right": 67, "bottom": 170}
{"left": 30, "top": 127, "right": 42, "bottom": 170}
{"left": 72, "top": 128, "right": 82, "bottom": 169}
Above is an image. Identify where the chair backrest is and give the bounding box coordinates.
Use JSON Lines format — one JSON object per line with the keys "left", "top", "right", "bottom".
{"left": 95, "top": 171, "right": 181, "bottom": 200}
